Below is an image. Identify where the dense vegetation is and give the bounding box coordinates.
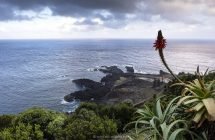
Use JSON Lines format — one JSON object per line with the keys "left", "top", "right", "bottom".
{"left": 164, "top": 71, "right": 215, "bottom": 96}
{"left": 127, "top": 71, "right": 215, "bottom": 140}
{"left": 0, "top": 102, "right": 135, "bottom": 140}
{"left": 1, "top": 72, "right": 214, "bottom": 140}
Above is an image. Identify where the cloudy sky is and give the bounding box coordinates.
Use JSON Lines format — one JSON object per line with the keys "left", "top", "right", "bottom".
{"left": 0, "top": 0, "right": 214, "bottom": 39}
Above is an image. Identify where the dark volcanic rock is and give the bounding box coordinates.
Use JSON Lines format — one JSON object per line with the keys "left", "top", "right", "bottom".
{"left": 64, "top": 86, "right": 110, "bottom": 102}
{"left": 101, "top": 74, "right": 120, "bottom": 87}
{"left": 125, "top": 66, "right": 134, "bottom": 73}
{"left": 64, "top": 65, "right": 163, "bottom": 104}
{"left": 105, "top": 79, "right": 156, "bottom": 102}
{"left": 99, "top": 66, "right": 123, "bottom": 74}
{"left": 64, "top": 66, "right": 125, "bottom": 102}
{"left": 115, "top": 78, "right": 151, "bottom": 89}
{"left": 73, "top": 79, "right": 102, "bottom": 89}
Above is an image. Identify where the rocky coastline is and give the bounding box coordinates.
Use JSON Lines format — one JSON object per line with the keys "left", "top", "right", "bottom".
{"left": 64, "top": 66, "right": 172, "bottom": 105}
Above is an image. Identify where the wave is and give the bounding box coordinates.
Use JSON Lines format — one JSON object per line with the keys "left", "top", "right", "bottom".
{"left": 60, "top": 99, "right": 79, "bottom": 105}
{"left": 61, "top": 99, "right": 71, "bottom": 105}
{"left": 60, "top": 99, "right": 80, "bottom": 113}
{"left": 86, "top": 68, "right": 97, "bottom": 72}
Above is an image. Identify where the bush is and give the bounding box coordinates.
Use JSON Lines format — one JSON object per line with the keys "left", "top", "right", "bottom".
{"left": 0, "top": 123, "right": 43, "bottom": 140}
{"left": 75, "top": 102, "right": 99, "bottom": 114}
{"left": 0, "top": 115, "right": 15, "bottom": 130}
{"left": 100, "top": 103, "right": 136, "bottom": 132}
{"left": 75, "top": 102, "right": 136, "bottom": 132}
{"left": 47, "top": 115, "right": 66, "bottom": 140}
{"left": 205, "top": 71, "right": 215, "bottom": 81}
{"left": 0, "top": 104, "right": 135, "bottom": 139}
{"left": 13, "top": 107, "right": 66, "bottom": 139}
{"left": 64, "top": 108, "right": 117, "bottom": 140}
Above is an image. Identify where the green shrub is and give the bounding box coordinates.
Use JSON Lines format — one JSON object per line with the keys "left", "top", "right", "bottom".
{"left": 205, "top": 71, "right": 215, "bottom": 81}
{"left": 100, "top": 103, "right": 136, "bottom": 132}
{"left": 47, "top": 115, "right": 66, "bottom": 140}
{"left": 13, "top": 107, "right": 66, "bottom": 139}
{"left": 0, "top": 123, "right": 43, "bottom": 140}
{"left": 64, "top": 108, "right": 117, "bottom": 140}
{"left": 75, "top": 102, "right": 136, "bottom": 132}
{"left": 0, "top": 115, "right": 15, "bottom": 130}
{"left": 0, "top": 103, "right": 135, "bottom": 139}
{"left": 74, "top": 102, "right": 100, "bottom": 115}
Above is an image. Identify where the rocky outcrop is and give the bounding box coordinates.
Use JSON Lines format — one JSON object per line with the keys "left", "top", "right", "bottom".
{"left": 101, "top": 74, "right": 120, "bottom": 87}
{"left": 64, "top": 66, "right": 167, "bottom": 104}
{"left": 125, "top": 66, "right": 134, "bottom": 73}
{"left": 73, "top": 79, "right": 102, "bottom": 89}
{"left": 64, "top": 86, "right": 110, "bottom": 102}
{"left": 65, "top": 78, "right": 110, "bottom": 102}
{"left": 99, "top": 66, "right": 124, "bottom": 74}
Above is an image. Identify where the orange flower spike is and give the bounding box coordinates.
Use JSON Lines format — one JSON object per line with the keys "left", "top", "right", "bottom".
{"left": 153, "top": 30, "right": 166, "bottom": 50}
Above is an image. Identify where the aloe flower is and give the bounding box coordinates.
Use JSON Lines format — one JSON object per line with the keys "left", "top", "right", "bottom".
{"left": 154, "top": 30, "right": 183, "bottom": 83}
{"left": 153, "top": 30, "right": 166, "bottom": 50}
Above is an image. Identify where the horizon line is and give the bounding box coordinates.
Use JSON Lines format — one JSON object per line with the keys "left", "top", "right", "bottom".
{"left": 0, "top": 38, "right": 215, "bottom": 41}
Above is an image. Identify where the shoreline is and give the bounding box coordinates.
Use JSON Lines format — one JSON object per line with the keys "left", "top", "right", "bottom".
{"left": 64, "top": 65, "right": 172, "bottom": 108}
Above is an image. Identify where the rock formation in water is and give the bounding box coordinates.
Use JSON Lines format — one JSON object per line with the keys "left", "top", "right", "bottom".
{"left": 64, "top": 66, "right": 170, "bottom": 104}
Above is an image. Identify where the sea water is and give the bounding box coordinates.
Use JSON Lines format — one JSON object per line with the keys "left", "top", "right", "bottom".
{"left": 0, "top": 39, "right": 214, "bottom": 114}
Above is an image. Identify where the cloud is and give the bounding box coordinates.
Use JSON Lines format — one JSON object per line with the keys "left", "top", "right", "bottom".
{"left": 0, "top": 0, "right": 140, "bottom": 18}
{"left": 0, "top": 0, "right": 214, "bottom": 28}
{"left": 0, "top": 4, "right": 24, "bottom": 20}
{"left": 0, "top": 0, "right": 142, "bottom": 28}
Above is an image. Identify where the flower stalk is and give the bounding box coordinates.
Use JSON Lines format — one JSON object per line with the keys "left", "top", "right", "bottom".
{"left": 154, "top": 30, "right": 183, "bottom": 83}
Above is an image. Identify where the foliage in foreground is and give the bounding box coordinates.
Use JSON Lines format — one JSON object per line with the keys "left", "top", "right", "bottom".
{"left": 164, "top": 71, "right": 215, "bottom": 96}
{"left": 64, "top": 108, "right": 117, "bottom": 139}
{"left": 126, "top": 96, "right": 203, "bottom": 140}
{"left": 176, "top": 74, "right": 215, "bottom": 126}
{"left": 76, "top": 102, "right": 136, "bottom": 132}
{"left": 0, "top": 102, "right": 135, "bottom": 140}
{"left": 128, "top": 71, "right": 215, "bottom": 140}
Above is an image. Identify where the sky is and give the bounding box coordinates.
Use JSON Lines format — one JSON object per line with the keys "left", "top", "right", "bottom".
{"left": 0, "top": 0, "right": 215, "bottom": 39}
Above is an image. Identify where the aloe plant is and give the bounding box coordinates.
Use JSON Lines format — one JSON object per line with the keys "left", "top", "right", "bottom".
{"left": 176, "top": 68, "right": 215, "bottom": 127}
{"left": 126, "top": 96, "right": 203, "bottom": 140}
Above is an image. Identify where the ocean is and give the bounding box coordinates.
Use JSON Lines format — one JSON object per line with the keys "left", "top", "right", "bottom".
{"left": 0, "top": 39, "right": 214, "bottom": 114}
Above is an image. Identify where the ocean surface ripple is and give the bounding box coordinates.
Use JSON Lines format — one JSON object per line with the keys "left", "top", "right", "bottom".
{"left": 0, "top": 39, "right": 214, "bottom": 114}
